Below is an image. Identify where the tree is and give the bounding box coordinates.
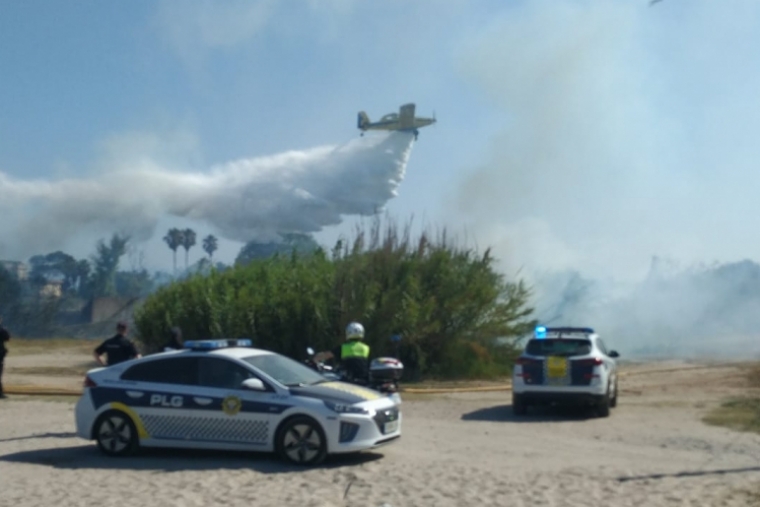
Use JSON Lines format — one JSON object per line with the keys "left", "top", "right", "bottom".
{"left": 76, "top": 259, "right": 91, "bottom": 297}
{"left": 202, "top": 234, "right": 218, "bottom": 261}
{"left": 181, "top": 228, "right": 197, "bottom": 270}
{"left": 0, "top": 265, "right": 22, "bottom": 319}
{"left": 235, "top": 233, "right": 320, "bottom": 265}
{"left": 28, "top": 251, "right": 79, "bottom": 292}
{"left": 89, "top": 234, "right": 130, "bottom": 297}
{"left": 163, "top": 228, "right": 185, "bottom": 275}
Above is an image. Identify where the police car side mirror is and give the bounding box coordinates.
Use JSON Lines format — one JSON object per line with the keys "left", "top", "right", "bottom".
{"left": 241, "top": 378, "right": 266, "bottom": 391}
{"left": 609, "top": 350, "right": 620, "bottom": 358}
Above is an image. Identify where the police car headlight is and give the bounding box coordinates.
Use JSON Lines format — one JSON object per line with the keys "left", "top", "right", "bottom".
{"left": 323, "top": 400, "right": 370, "bottom": 415}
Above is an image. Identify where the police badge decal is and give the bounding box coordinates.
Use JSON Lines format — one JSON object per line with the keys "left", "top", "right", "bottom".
{"left": 222, "top": 395, "right": 242, "bottom": 416}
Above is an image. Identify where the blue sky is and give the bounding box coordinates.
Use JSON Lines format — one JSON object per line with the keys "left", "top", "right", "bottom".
{"left": 2, "top": 0, "right": 759, "bottom": 283}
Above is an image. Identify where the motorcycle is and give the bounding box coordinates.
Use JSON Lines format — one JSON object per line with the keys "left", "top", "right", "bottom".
{"left": 304, "top": 347, "right": 341, "bottom": 381}
{"left": 304, "top": 347, "right": 404, "bottom": 395}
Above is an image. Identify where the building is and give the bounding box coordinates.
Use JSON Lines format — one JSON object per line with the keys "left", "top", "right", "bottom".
{"left": 0, "top": 260, "right": 29, "bottom": 281}
{"left": 39, "top": 279, "right": 63, "bottom": 299}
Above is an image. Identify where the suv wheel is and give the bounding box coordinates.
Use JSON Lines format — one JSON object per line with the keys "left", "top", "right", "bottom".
{"left": 609, "top": 378, "right": 618, "bottom": 408}
{"left": 512, "top": 393, "right": 527, "bottom": 416}
{"left": 597, "top": 385, "right": 611, "bottom": 418}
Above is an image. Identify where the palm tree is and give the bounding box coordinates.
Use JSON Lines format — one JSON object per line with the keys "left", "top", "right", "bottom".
{"left": 163, "top": 228, "right": 185, "bottom": 275}
{"left": 203, "top": 234, "right": 218, "bottom": 261}
{"left": 181, "top": 228, "right": 197, "bottom": 270}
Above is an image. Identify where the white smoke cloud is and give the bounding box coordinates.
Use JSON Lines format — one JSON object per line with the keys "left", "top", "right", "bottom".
{"left": 0, "top": 132, "right": 414, "bottom": 259}
{"left": 455, "top": 0, "right": 760, "bottom": 279}
{"left": 451, "top": 0, "right": 760, "bottom": 357}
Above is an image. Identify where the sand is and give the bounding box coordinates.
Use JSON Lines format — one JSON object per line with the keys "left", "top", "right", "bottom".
{"left": 1, "top": 354, "right": 759, "bottom": 507}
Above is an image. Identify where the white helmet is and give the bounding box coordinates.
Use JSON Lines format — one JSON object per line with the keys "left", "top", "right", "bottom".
{"left": 345, "top": 322, "right": 365, "bottom": 341}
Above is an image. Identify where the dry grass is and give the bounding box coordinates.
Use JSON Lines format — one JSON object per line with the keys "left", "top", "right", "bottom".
{"left": 7, "top": 366, "right": 91, "bottom": 377}
{"left": 703, "top": 398, "right": 760, "bottom": 433}
{"left": 4, "top": 394, "right": 79, "bottom": 403}
{"left": 7, "top": 338, "right": 95, "bottom": 357}
{"left": 703, "top": 363, "right": 760, "bottom": 434}
{"left": 748, "top": 364, "right": 760, "bottom": 388}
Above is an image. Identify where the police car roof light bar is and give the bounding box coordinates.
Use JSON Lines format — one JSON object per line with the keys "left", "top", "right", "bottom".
{"left": 184, "top": 339, "right": 253, "bottom": 350}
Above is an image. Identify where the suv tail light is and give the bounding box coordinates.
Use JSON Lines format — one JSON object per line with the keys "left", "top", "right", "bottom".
{"left": 83, "top": 376, "right": 97, "bottom": 388}
{"left": 574, "top": 358, "right": 602, "bottom": 367}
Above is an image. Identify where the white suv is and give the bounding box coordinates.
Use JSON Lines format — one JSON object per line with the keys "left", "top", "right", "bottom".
{"left": 511, "top": 326, "right": 620, "bottom": 417}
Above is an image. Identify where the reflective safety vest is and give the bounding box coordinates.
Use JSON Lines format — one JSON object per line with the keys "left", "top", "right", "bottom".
{"left": 341, "top": 340, "right": 370, "bottom": 359}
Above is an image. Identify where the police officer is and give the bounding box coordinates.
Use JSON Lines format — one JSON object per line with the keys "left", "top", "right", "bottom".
{"left": 0, "top": 315, "right": 10, "bottom": 399}
{"left": 93, "top": 321, "right": 141, "bottom": 367}
{"left": 315, "top": 322, "right": 370, "bottom": 383}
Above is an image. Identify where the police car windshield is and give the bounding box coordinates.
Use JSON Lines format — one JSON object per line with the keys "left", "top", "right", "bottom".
{"left": 241, "top": 354, "right": 327, "bottom": 387}
{"left": 526, "top": 339, "right": 592, "bottom": 357}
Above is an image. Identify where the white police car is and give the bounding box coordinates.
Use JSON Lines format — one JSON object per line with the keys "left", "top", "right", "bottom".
{"left": 75, "top": 339, "right": 401, "bottom": 466}
{"left": 512, "top": 327, "right": 620, "bottom": 417}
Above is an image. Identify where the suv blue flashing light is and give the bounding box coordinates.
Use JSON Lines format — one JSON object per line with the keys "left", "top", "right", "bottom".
{"left": 184, "top": 339, "right": 253, "bottom": 350}
{"left": 534, "top": 326, "right": 547, "bottom": 339}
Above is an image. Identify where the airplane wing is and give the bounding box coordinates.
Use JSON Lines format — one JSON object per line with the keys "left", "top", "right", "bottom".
{"left": 399, "top": 103, "right": 416, "bottom": 129}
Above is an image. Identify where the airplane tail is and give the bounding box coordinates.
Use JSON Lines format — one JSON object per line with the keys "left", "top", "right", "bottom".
{"left": 357, "top": 111, "right": 370, "bottom": 129}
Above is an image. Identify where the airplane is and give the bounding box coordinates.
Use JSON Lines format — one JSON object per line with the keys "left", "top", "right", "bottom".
{"left": 357, "top": 103, "right": 436, "bottom": 140}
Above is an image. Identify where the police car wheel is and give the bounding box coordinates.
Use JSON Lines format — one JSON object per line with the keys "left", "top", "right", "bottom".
{"left": 94, "top": 410, "right": 138, "bottom": 457}
{"left": 276, "top": 416, "right": 327, "bottom": 466}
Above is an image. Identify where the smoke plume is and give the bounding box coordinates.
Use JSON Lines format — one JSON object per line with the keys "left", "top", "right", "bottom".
{"left": 453, "top": 0, "right": 760, "bottom": 358}
{"left": 0, "top": 132, "right": 414, "bottom": 259}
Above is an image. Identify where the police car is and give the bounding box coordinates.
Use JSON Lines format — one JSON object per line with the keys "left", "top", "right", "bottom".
{"left": 512, "top": 327, "right": 620, "bottom": 417}
{"left": 75, "top": 339, "right": 402, "bottom": 466}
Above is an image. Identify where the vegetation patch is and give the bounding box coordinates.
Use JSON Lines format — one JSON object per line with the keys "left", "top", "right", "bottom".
{"left": 134, "top": 217, "right": 536, "bottom": 380}
{"left": 703, "top": 398, "right": 760, "bottom": 434}
{"left": 702, "top": 363, "right": 760, "bottom": 434}
{"left": 747, "top": 363, "right": 760, "bottom": 388}
{"left": 8, "top": 365, "right": 91, "bottom": 377}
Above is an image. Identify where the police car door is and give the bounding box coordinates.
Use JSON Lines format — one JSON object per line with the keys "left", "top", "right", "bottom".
{"left": 195, "top": 356, "right": 277, "bottom": 448}
{"left": 119, "top": 355, "right": 201, "bottom": 443}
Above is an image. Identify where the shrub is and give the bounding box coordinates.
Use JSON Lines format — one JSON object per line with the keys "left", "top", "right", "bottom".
{"left": 134, "top": 217, "right": 536, "bottom": 379}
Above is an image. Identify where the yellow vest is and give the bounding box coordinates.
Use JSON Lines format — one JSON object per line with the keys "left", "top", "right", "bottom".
{"left": 341, "top": 340, "right": 370, "bottom": 359}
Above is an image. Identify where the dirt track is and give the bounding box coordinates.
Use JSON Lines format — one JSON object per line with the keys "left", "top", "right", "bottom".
{"left": 1, "top": 356, "right": 759, "bottom": 506}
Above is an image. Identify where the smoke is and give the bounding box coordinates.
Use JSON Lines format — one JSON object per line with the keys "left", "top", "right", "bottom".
{"left": 0, "top": 132, "right": 414, "bottom": 259}
{"left": 453, "top": 0, "right": 760, "bottom": 358}
{"left": 531, "top": 260, "right": 760, "bottom": 360}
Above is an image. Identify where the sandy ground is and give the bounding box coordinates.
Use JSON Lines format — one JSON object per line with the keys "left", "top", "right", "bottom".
{"left": 1, "top": 353, "right": 760, "bottom": 507}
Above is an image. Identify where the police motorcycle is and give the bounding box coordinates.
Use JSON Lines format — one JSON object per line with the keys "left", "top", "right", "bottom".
{"left": 304, "top": 346, "right": 404, "bottom": 395}
{"left": 304, "top": 347, "right": 341, "bottom": 381}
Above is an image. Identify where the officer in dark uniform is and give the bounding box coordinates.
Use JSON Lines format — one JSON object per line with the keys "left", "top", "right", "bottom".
{"left": 162, "top": 326, "right": 184, "bottom": 352}
{"left": 0, "top": 315, "right": 10, "bottom": 399}
{"left": 315, "top": 322, "right": 370, "bottom": 383}
{"left": 94, "top": 321, "right": 141, "bottom": 367}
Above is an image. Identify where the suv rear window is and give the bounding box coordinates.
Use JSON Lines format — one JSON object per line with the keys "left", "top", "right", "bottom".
{"left": 525, "top": 339, "right": 592, "bottom": 357}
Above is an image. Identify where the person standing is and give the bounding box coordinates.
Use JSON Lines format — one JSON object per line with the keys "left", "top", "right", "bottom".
{"left": 162, "top": 326, "right": 184, "bottom": 351}
{"left": 0, "top": 316, "right": 10, "bottom": 399}
{"left": 93, "top": 321, "right": 141, "bottom": 367}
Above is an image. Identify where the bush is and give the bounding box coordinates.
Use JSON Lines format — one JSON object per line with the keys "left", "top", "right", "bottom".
{"left": 134, "top": 217, "right": 536, "bottom": 379}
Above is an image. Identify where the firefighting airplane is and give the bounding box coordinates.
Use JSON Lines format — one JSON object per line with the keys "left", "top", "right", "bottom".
{"left": 357, "top": 103, "right": 436, "bottom": 140}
